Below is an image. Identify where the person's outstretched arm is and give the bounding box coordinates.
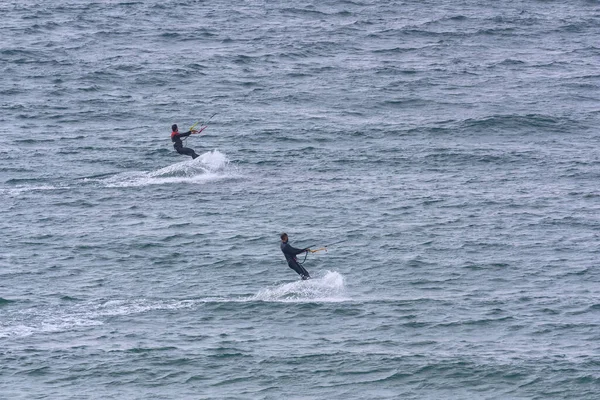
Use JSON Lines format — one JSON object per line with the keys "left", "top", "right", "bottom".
{"left": 286, "top": 244, "right": 308, "bottom": 256}
{"left": 173, "top": 131, "right": 193, "bottom": 139}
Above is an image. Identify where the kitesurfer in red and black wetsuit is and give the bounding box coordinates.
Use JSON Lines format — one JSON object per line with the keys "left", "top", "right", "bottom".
{"left": 171, "top": 124, "right": 205, "bottom": 159}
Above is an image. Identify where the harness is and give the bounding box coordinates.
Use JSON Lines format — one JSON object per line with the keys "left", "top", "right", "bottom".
{"left": 298, "top": 251, "right": 309, "bottom": 266}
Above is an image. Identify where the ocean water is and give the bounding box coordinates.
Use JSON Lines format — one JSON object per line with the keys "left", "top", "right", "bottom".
{"left": 1, "top": 0, "right": 599, "bottom": 399}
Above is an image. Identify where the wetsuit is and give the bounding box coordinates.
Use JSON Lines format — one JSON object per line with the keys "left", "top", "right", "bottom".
{"left": 171, "top": 130, "right": 199, "bottom": 159}
{"left": 281, "top": 240, "right": 310, "bottom": 280}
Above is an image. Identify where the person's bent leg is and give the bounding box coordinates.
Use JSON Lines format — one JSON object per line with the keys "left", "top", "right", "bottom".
{"left": 177, "top": 147, "right": 198, "bottom": 159}
{"left": 298, "top": 264, "right": 310, "bottom": 279}
{"left": 289, "top": 262, "right": 310, "bottom": 279}
{"left": 289, "top": 262, "right": 303, "bottom": 277}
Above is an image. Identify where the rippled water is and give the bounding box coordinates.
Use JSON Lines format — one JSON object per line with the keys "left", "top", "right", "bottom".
{"left": 1, "top": 1, "right": 599, "bottom": 399}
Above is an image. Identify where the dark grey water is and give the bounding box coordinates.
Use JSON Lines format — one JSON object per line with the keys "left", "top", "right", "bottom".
{"left": 1, "top": 1, "right": 600, "bottom": 399}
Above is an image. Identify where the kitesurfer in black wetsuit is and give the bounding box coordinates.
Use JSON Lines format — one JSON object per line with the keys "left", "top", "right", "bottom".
{"left": 171, "top": 124, "right": 204, "bottom": 159}
{"left": 280, "top": 232, "right": 311, "bottom": 280}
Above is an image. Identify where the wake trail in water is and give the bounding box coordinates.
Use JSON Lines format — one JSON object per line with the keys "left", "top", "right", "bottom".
{"left": 0, "top": 298, "right": 199, "bottom": 339}
{"left": 0, "top": 151, "right": 237, "bottom": 195}
{"left": 102, "top": 150, "right": 237, "bottom": 187}
{"left": 0, "top": 271, "right": 348, "bottom": 339}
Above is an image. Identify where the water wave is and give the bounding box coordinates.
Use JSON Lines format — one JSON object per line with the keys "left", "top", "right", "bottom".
{"left": 0, "top": 297, "right": 15, "bottom": 306}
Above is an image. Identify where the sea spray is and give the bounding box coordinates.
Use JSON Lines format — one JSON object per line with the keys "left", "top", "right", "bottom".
{"left": 103, "top": 150, "right": 236, "bottom": 187}
{"left": 252, "top": 271, "right": 348, "bottom": 302}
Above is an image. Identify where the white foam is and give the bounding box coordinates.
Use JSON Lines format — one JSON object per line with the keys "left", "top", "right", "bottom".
{"left": 0, "top": 274, "right": 350, "bottom": 338}
{"left": 91, "top": 298, "right": 197, "bottom": 317}
{"left": 197, "top": 149, "right": 230, "bottom": 171}
{"left": 102, "top": 150, "right": 236, "bottom": 187}
{"left": 251, "top": 271, "right": 349, "bottom": 302}
{"left": 0, "top": 185, "right": 62, "bottom": 196}
{"left": 0, "top": 299, "right": 198, "bottom": 339}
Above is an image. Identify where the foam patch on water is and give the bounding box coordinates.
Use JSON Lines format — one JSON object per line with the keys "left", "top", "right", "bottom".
{"left": 196, "top": 150, "right": 230, "bottom": 171}
{"left": 0, "top": 299, "right": 198, "bottom": 339}
{"left": 102, "top": 150, "right": 236, "bottom": 187}
{"left": 251, "top": 271, "right": 349, "bottom": 302}
{"left": 0, "top": 185, "right": 63, "bottom": 196}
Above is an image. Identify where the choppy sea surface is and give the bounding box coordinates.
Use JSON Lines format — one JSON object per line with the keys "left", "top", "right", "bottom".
{"left": 1, "top": 1, "right": 599, "bottom": 399}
